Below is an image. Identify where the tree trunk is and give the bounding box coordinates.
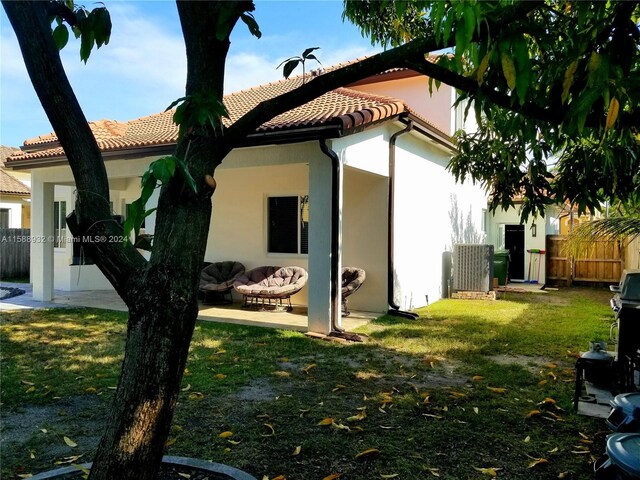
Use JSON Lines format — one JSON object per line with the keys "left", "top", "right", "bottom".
{"left": 89, "top": 173, "right": 213, "bottom": 480}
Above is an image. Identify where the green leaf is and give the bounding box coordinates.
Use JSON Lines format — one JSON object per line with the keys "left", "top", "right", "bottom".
{"left": 52, "top": 24, "right": 69, "bottom": 50}
{"left": 176, "top": 157, "right": 198, "bottom": 194}
{"left": 240, "top": 12, "right": 261, "bottom": 39}
{"left": 501, "top": 53, "right": 517, "bottom": 91}
{"left": 79, "top": 29, "right": 95, "bottom": 63}
{"left": 92, "top": 8, "right": 112, "bottom": 48}
{"left": 151, "top": 156, "right": 176, "bottom": 184}
{"left": 282, "top": 59, "right": 300, "bottom": 79}
{"left": 302, "top": 47, "right": 320, "bottom": 59}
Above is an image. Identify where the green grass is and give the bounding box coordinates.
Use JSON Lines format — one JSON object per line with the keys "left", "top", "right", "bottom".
{"left": 0, "top": 287, "right": 617, "bottom": 479}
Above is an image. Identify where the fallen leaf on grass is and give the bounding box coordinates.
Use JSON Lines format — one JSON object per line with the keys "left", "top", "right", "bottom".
{"left": 321, "top": 474, "right": 341, "bottom": 480}
{"left": 30, "top": 450, "right": 36, "bottom": 459}
{"left": 63, "top": 436, "right": 77, "bottom": 448}
{"left": 214, "top": 373, "right": 227, "bottom": 380}
{"left": 263, "top": 423, "right": 275, "bottom": 436}
{"left": 188, "top": 392, "right": 204, "bottom": 400}
{"left": 524, "top": 436, "right": 531, "bottom": 443}
{"left": 274, "top": 371, "right": 290, "bottom": 378}
{"left": 487, "top": 387, "right": 507, "bottom": 394}
{"left": 17, "top": 475, "right": 33, "bottom": 479}
{"left": 538, "top": 380, "right": 548, "bottom": 386}
{"left": 332, "top": 384, "right": 346, "bottom": 392}
{"left": 545, "top": 363, "right": 557, "bottom": 369}
{"left": 473, "top": 466, "right": 500, "bottom": 477}
{"left": 527, "top": 458, "right": 548, "bottom": 468}
{"left": 181, "top": 384, "right": 191, "bottom": 392}
{"left": 472, "top": 375, "right": 485, "bottom": 382}
{"left": 85, "top": 387, "right": 97, "bottom": 394}
{"left": 20, "top": 380, "right": 35, "bottom": 386}
{"left": 318, "top": 418, "right": 334, "bottom": 426}
{"left": 292, "top": 446, "right": 301, "bottom": 456}
{"left": 25, "top": 386, "right": 36, "bottom": 393}
{"left": 218, "top": 431, "right": 233, "bottom": 438}
{"left": 228, "top": 440, "right": 241, "bottom": 445}
{"left": 165, "top": 437, "right": 176, "bottom": 447}
{"left": 331, "top": 422, "right": 350, "bottom": 431}
{"left": 423, "top": 466, "right": 440, "bottom": 477}
{"left": 272, "top": 476, "right": 286, "bottom": 480}
{"left": 380, "top": 474, "right": 399, "bottom": 479}
{"left": 449, "top": 391, "right": 466, "bottom": 398}
{"left": 539, "top": 397, "right": 556, "bottom": 405}
{"left": 355, "top": 448, "right": 380, "bottom": 461}
{"left": 302, "top": 364, "right": 317, "bottom": 374}
{"left": 558, "top": 472, "right": 570, "bottom": 478}
{"left": 54, "top": 454, "right": 83, "bottom": 465}
{"left": 178, "top": 473, "right": 191, "bottom": 479}
{"left": 473, "top": 407, "right": 479, "bottom": 414}
{"left": 548, "top": 447, "right": 559, "bottom": 453}
{"left": 526, "top": 410, "right": 541, "bottom": 418}
{"left": 347, "top": 408, "right": 367, "bottom": 422}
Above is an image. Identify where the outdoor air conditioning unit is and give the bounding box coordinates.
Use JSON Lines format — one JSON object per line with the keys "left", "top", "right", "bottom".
{"left": 453, "top": 244, "right": 494, "bottom": 292}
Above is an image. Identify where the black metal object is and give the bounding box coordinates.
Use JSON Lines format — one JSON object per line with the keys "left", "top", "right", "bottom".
{"left": 610, "top": 270, "right": 640, "bottom": 391}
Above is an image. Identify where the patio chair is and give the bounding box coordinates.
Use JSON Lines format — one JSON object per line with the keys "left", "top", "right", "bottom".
{"left": 233, "top": 265, "right": 308, "bottom": 311}
{"left": 341, "top": 267, "right": 366, "bottom": 316}
{"left": 199, "top": 261, "right": 245, "bottom": 304}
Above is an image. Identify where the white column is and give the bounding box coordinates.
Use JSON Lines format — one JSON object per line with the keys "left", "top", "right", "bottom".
{"left": 31, "top": 180, "right": 54, "bottom": 301}
{"left": 307, "top": 154, "right": 334, "bottom": 334}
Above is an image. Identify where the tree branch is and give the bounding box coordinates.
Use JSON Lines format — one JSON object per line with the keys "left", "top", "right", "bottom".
{"left": 221, "top": 1, "right": 549, "bottom": 156}
{"left": 2, "top": 0, "right": 145, "bottom": 302}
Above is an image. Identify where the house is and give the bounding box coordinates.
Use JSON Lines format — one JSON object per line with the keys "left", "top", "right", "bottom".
{"left": 0, "top": 146, "right": 31, "bottom": 229}
{"left": 6, "top": 60, "right": 487, "bottom": 334}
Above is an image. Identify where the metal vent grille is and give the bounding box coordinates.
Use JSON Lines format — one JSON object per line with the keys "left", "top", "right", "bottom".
{"left": 453, "top": 244, "right": 494, "bottom": 292}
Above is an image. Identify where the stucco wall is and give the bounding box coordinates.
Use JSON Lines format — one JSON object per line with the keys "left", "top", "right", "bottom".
{"left": 487, "top": 206, "right": 547, "bottom": 283}
{"left": 0, "top": 199, "right": 24, "bottom": 228}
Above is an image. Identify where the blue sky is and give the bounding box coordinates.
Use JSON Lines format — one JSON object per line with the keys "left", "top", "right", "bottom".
{"left": 0, "top": 1, "right": 380, "bottom": 148}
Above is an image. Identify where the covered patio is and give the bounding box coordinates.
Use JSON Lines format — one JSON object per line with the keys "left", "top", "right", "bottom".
{"left": 0, "top": 281, "right": 376, "bottom": 332}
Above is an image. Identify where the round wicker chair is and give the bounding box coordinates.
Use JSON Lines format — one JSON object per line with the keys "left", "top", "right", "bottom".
{"left": 341, "top": 267, "right": 366, "bottom": 316}
{"left": 233, "top": 266, "right": 308, "bottom": 311}
{"left": 199, "top": 261, "right": 245, "bottom": 304}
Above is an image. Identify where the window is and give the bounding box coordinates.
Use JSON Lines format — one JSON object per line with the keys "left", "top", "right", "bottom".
{"left": 481, "top": 208, "right": 487, "bottom": 233}
{"left": 267, "top": 195, "right": 309, "bottom": 254}
{"left": 0, "top": 208, "right": 9, "bottom": 229}
{"left": 54, "top": 201, "right": 67, "bottom": 248}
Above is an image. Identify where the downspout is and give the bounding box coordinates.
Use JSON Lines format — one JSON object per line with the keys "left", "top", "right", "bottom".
{"left": 388, "top": 121, "right": 420, "bottom": 320}
{"left": 319, "top": 139, "right": 344, "bottom": 333}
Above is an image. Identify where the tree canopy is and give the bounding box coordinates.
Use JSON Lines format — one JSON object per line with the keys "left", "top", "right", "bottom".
{"left": 345, "top": 1, "right": 640, "bottom": 219}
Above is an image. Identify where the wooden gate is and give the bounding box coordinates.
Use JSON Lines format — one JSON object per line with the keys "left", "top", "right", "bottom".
{"left": 546, "top": 235, "right": 623, "bottom": 286}
{"left": 0, "top": 228, "right": 31, "bottom": 279}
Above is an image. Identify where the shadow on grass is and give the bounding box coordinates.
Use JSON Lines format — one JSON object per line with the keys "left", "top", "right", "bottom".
{"left": 0, "top": 287, "right": 614, "bottom": 480}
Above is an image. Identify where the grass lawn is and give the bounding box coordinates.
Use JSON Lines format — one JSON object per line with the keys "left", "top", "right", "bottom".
{"left": 0, "top": 287, "right": 615, "bottom": 479}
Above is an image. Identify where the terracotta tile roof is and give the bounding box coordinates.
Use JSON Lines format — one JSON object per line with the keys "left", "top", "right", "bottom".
{"left": 0, "top": 146, "right": 30, "bottom": 195}
{"left": 9, "top": 59, "right": 448, "bottom": 166}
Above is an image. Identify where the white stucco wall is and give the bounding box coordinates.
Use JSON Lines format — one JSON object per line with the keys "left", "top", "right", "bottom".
{"left": 487, "top": 206, "right": 547, "bottom": 283}
{"left": 350, "top": 75, "right": 453, "bottom": 134}
{"left": 0, "top": 199, "right": 23, "bottom": 228}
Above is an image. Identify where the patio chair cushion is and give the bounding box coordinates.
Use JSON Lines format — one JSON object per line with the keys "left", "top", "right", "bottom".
{"left": 342, "top": 267, "right": 366, "bottom": 298}
{"left": 233, "top": 266, "right": 308, "bottom": 299}
{"left": 200, "top": 261, "right": 245, "bottom": 293}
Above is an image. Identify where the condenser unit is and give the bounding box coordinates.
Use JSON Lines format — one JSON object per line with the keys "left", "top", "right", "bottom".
{"left": 453, "top": 244, "right": 494, "bottom": 292}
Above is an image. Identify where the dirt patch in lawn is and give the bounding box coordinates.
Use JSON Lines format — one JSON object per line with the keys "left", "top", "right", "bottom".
{"left": 487, "top": 354, "right": 567, "bottom": 373}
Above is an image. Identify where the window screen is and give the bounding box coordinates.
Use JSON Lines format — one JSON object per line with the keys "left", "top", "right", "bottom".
{"left": 268, "top": 196, "right": 298, "bottom": 253}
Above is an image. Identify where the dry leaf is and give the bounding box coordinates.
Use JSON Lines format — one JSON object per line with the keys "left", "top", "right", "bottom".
{"left": 85, "top": 387, "right": 97, "bottom": 394}
{"left": 17, "top": 475, "right": 33, "bottom": 479}
{"left": 548, "top": 447, "right": 559, "bottom": 453}
{"left": 380, "top": 475, "right": 399, "bottom": 479}
{"left": 54, "top": 454, "right": 84, "bottom": 465}
{"left": 527, "top": 410, "right": 541, "bottom": 418}
{"left": 272, "top": 476, "right": 286, "bottom": 480}
{"left": 487, "top": 387, "right": 507, "bottom": 394}
{"left": 471, "top": 375, "right": 485, "bottom": 382}
{"left": 263, "top": 423, "right": 275, "bottom": 436}
{"left": 473, "top": 407, "right": 479, "bottom": 414}
{"left": 545, "top": 363, "right": 557, "bottom": 369}
{"left": 538, "top": 380, "right": 548, "bottom": 386}
{"left": 40, "top": 429, "right": 48, "bottom": 434}
{"left": 332, "top": 384, "right": 346, "bottom": 392}
{"left": 302, "top": 364, "right": 317, "bottom": 374}
{"left": 165, "top": 437, "right": 176, "bottom": 447}
{"left": 20, "top": 380, "right": 35, "bottom": 386}
{"left": 527, "top": 458, "right": 548, "bottom": 468}
{"left": 218, "top": 431, "right": 233, "bottom": 438}
{"left": 355, "top": 448, "right": 380, "bottom": 461}
{"left": 426, "top": 467, "right": 440, "bottom": 477}
{"left": 178, "top": 473, "right": 191, "bottom": 479}
{"left": 214, "top": 373, "right": 227, "bottom": 380}
{"left": 524, "top": 436, "right": 531, "bottom": 443}
{"left": 30, "top": 450, "right": 36, "bottom": 459}
{"left": 292, "top": 446, "right": 301, "bottom": 456}
{"left": 558, "top": 472, "right": 569, "bottom": 478}
{"left": 188, "top": 392, "right": 204, "bottom": 400}
{"left": 63, "top": 436, "right": 77, "bottom": 448}
{"left": 473, "top": 467, "right": 500, "bottom": 477}
{"left": 181, "top": 384, "right": 191, "bottom": 392}
{"left": 539, "top": 397, "right": 556, "bottom": 405}
{"left": 274, "top": 371, "right": 290, "bottom": 378}
{"left": 321, "top": 474, "right": 341, "bottom": 480}
{"left": 318, "top": 418, "right": 334, "bottom": 426}
{"left": 25, "top": 386, "right": 36, "bottom": 393}
{"left": 332, "top": 422, "right": 351, "bottom": 431}
{"left": 228, "top": 440, "right": 241, "bottom": 445}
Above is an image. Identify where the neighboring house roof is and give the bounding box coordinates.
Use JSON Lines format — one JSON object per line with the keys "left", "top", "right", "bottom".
{"left": 0, "top": 146, "right": 30, "bottom": 196}
{"left": 7, "top": 60, "right": 451, "bottom": 169}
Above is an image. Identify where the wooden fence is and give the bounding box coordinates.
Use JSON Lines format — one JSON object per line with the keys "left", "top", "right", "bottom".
{"left": 546, "top": 235, "right": 623, "bottom": 286}
{"left": 0, "top": 228, "right": 30, "bottom": 279}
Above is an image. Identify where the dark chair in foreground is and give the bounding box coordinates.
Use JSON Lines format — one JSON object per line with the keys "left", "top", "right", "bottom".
{"left": 199, "top": 261, "right": 245, "bottom": 304}
{"left": 233, "top": 266, "right": 308, "bottom": 311}
{"left": 341, "top": 267, "right": 366, "bottom": 316}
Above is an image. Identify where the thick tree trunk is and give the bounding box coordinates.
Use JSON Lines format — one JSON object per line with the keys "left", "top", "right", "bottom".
{"left": 89, "top": 173, "right": 213, "bottom": 480}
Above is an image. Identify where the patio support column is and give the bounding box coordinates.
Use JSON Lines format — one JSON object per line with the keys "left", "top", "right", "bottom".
{"left": 308, "top": 147, "right": 342, "bottom": 334}
{"left": 31, "top": 180, "right": 54, "bottom": 301}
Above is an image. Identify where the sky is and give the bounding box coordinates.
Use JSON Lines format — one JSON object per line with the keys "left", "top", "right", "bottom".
{"left": 0, "top": 1, "right": 381, "bottom": 149}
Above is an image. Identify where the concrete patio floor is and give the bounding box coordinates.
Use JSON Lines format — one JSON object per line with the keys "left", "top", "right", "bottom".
{"left": 0, "top": 282, "right": 377, "bottom": 332}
